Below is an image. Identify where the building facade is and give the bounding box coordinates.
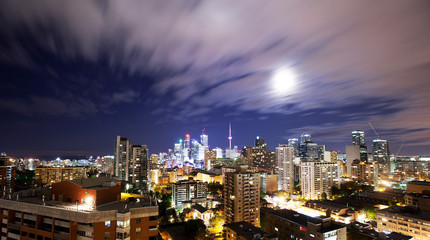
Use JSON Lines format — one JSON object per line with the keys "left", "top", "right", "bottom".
{"left": 172, "top": 180, "right": 207, "bottom": 208}
{"left": 277, "top": 145, "right": 295, "bottom": 193}
{"left": 224, "top": 171, "right": 260, "bottom": 227}
{"left": 301, "top": 161, "right": 340, "bottom": 199}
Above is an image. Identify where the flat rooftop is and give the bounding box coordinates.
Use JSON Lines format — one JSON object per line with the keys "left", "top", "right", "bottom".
{"left": 378, "top": 206, "right": 430, "bottom": 222}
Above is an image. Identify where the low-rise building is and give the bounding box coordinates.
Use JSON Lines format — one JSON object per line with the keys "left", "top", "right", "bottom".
{"left": 263, "top": 208, "right": 347, "bottom": 240}
{"left": 34, "top": 167, "right": 86, "bottom": 186}
{"left": 301, "top": 200, "right": 357, "bottom": 224}
{"left": 172, "top": 179, "right": 207, "bottom": 208}
{"left": 405, "top": 193, "right": 430, "bottom": 211}
{"left": 377, "top": 206, "right": 430, "bottom": 240}
{"left": 224, "top": 221, "right": 276, "bottom": 240}
{"left": 0, "top": 177, "right": 158, "bottom": 240}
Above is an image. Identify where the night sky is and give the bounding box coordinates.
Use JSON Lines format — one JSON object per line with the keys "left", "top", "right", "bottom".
{"left": 1, "top": 1, "right": 430, "bottom": 158}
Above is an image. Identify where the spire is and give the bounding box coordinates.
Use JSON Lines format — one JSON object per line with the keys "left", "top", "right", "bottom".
{"left": 228, "top": 122, "right": 232, "bottom": 149}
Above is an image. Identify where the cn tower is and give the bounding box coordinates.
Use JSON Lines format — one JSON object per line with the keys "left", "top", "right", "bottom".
{"left": 228, "top": 122, "right": 232, "bottom": 149}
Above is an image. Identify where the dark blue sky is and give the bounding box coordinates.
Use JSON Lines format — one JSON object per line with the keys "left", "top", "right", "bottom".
{"left": 1, "top": 1, "right": 430, "bottom": 158}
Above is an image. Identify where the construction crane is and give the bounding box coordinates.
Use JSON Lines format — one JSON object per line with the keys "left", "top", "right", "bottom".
{"left": 368, "top": 122, "right": 381, "bottom": 139}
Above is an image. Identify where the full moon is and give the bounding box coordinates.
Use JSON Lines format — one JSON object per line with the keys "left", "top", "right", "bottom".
{"left": 271, "top": 67, "right": 297, "bottom": 95}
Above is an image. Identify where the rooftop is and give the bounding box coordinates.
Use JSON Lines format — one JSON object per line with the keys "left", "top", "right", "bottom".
{"left": 69, "top": 176, "right": 119, "bottom": 189}
{"left": 408, "top": 180, "right": 430, "bottom": 186}
{"left": 378, "top": 206, "right": 430, "bottom": 222}
{"left": 224, "top": 221, "right": 275, "bottom": 240}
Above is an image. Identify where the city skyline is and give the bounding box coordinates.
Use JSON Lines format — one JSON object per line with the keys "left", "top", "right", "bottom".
{"left": 1, "top": 1, "right": 430, "bottom": 156}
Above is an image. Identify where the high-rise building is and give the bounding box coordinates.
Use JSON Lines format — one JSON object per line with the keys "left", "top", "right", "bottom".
{"left": 114, "top": 136, "right": 131, "bottom": 181}
{"left": 34, "top": 167, "right": 86, "bottom": 186}
{"left": 287, "top": 138, "right": 299, "bottom": 156}
{"left": 260, "top": 173, "right": 278, "bottom": 194}
{"left": 247, "top": 148, "right": 277, "bottom": 172}
{"left": 299, "top": 141, "right": 319, "bottom": 160}
{"left": 214, "top": 147, "right": 223, "bottom": 159}
{"left": 172, "top": 179, "right": 208, "bottom": 208}
{"left": 184, "top": 134, "right": 191, "bottom": 149}
{"left": 255, "top": 136, "right": 267, "bottom": 151}
{"left": 224, "top": 171, "right": 260, "bottom": 227}
{"left": 276, "top": 145, "right": 295, "bottom": 193}
{"left": 300, "top": 134, "right": 311, "bottom": 144}
{"left": 301, "top": 160, "right": 340, "bottom": 199}
{"left": 372, "top": 139, "right": 390, "bottom": 164}
{"left": 130, "top": 144, "right": 149, "bottom": 191}
{"left": 204, "top": 150, "right": 216, "bottom": 171}
{"left": 345, "top": 145, "right": 368, "bottom": 176}
{"left": 350, "top": 160, "right": 379, "bottom": 187}
{"left": 200, "top": 132, "right": 209, "bottom": 150}
{"left": 352, "top": 130, "right": 365, "bottom": 145}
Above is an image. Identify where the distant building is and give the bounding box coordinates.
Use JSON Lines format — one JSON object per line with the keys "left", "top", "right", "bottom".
{"left": 172, "top": 179, "right": 207, "bottom": 208}
{"left": 301, "top": 160, "right": 340, "bottom": 199}
{"left": 407, "top": 180, "right": 430, "bottom": 194}
{"left": 130, "top": 144, "right": 149, "bottom": 190}
{"left": 224, "top": 171, "right": 260, "bottom": 227}
{"left": 114, "top": 136, "right": 131, "bottom": 181}
{"left": 260, "top": 173, "right": 278, "bottom": 195}
{"left": 277, "top": 145, "right": 295, "bottom": 193}
{"left": 255, "top": 136, "right": 267, "bottom": 151}
{"left": 352, "top": 130, "right": 365, "bottom": 145}
{"left": 204, "top": 150, "right": 217, "bottom": 171}
{"left": 350, "top": 160, "right": 379, "bottom": 187}
{"left": 373, "top": 139, "right": 390, "bottom": 173}
{"left": 247, "top": 148, "right": 277, "bottom": 172}
{"left": 346, "top": 145, "right": 368, "bottom": 176}
{"left": 224, "top": 221, "right": 276, "bottom": 240}
{"left": 34, "top": 167, "right": 86, "bottom": 186}
{"left": 263, "top": 208, "right": 347, "bottom": 240}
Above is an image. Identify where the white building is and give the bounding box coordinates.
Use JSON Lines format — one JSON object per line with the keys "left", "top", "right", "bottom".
{"left": 301, "top": 160, "right": 340, "bottom": 199}
{"left": 276, "top": 145, "right": 295, "bottom": 193}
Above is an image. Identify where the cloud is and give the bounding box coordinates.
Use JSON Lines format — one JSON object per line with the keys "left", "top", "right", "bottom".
{"left": 1, "top": 0, "right": 430, "bottom": 146}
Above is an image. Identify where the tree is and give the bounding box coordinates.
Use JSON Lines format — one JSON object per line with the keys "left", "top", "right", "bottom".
{"left": 321, "top": 192, "right": 328, "bottom": 201}
{"left": 185, "top": 219, "right": 207, "bottom": 239}
{"left": 15, "top": 170, "right": 35, "bottom": 190}
{"left": 260, "top": 191, "right": 266, "bottom": 199}
{"left": 364, "top": 207, "right": 377, "bottom": 220}
{"left": 207, "top": 182, "right": 223, "bottom": 194}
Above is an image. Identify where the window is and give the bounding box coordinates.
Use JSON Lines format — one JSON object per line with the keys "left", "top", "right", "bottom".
{"left": 105, "top": 221, "right": 111, "bottom": 227}
{"left": 136, "top": 227, "right": 141, "bottom": 235}
{"left": 136, "top": 218, "right": 141, "bottom": 224}
{"left": 105, "top": 232, "right": 110, "bottom": 239}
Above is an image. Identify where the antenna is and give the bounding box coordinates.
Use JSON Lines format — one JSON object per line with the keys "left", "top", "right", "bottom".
{"left": 202, "top": 128, "right": 206, "bottom": 134}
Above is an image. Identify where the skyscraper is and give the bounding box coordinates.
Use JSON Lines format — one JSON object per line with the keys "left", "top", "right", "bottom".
{"left": 287, "top": 138, "right": 299, "bottom": 156}
{"left": 276, "top": 145, "right": 295, "bottom": 193}
{"left": 300, "top": 134, "right": 311, "bottom": 144}
{"left": 130, "top": 144, "right": 149, "bottom": 191}
{"left": 372, "top": 139, "right": 390, "bottom": 164}
{"left": 114, "top": 136, "right": 131, "bottom": 181}
{"left": 200, "top": 131, "right": 209, "bottom": 150}
{"left": 352, "top": 130, "right": 365, "bottom": 145}
{"left": 228, "top": 123, "right": 232, "bottom": 149}
{"left": 224, "top": 171, "right": 260, "bottom": 227}
{"left": 184, "top": 134, "right": 191, "bottom": 149}
{"left": 255, "top": 136, "right": 267, "bottom": 151}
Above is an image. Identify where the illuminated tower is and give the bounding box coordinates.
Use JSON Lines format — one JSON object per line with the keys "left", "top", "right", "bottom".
{"left": 352, "top": 130, "right": 365, "bottom": 145}
{"left": 184, "top": 134, "right": 191, "bottom": 149}
{"left": 200, "top": 129, "right": 209, "bottom": 150}
{"left": 228, "top": 123, "right": 232, "bottom": 149}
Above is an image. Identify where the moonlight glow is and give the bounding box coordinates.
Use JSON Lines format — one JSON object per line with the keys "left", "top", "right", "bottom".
{"left": 271, "top": 67, "right": 297, "bottom": 96}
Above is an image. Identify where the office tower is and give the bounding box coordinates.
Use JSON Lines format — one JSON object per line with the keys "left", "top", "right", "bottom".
{"left": 200, "top": 131, "right": 209, "bottom": 150}
{"left": 276, "top": 145, "right": 295, "bottom": 193}
{"left": 287, "top": 138, "right": 299, "bottom": 156}
{"left": 172, "top": 179, "right": 208, "bottom": 208}
{"left": 114, "top": 136, "right": 131, "bottom": 181}
{"left": 299, "top": 141, "right": 319, "bottom": 160}
{"left": 150, "top": 154, "right": 158, "bottom": 164}
{"left": 174, "top": 141, "right": 182, "bottom": 154}
{"left": 352, "top": 130, "right": 365, "bottom": 145}
{"left": 0, "top": 177, "right": 158, "bottom": 240}
{"left": 241, "top": 146, "right": 251, "bottom": 158}
{"left": 224, "top": 171, "right": 261, "bottom": 227}
{"left": 225, "top": 146, "right": 240, "bottom": 159}
{"left": 184, "top": 134, "right": 191, "bottom": 149}
{"left": 300, "top": 134, "right": 311, "bottom": 144}
{"left": 317, "top": 145, "right": 326, "bottom": 161}
{"left": 34, "top": 167, "right": 86, "bottom": 186}
{"left": 130, "top": 144, "right": 149, "bottom": 191}
{"left": 301, "top": 160, "right": 340, "bottom": 199}
{"left": 191, "top": 139, "right": 200, "bottom": 161}
{"left": 255, "top": 136, "right": 267, "bottom": 151}
{"left": 372, "top": 139, "right": 390, "bottom": 164}
{"left": 345, "top": 145, "right": 368, "bottom": 176}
